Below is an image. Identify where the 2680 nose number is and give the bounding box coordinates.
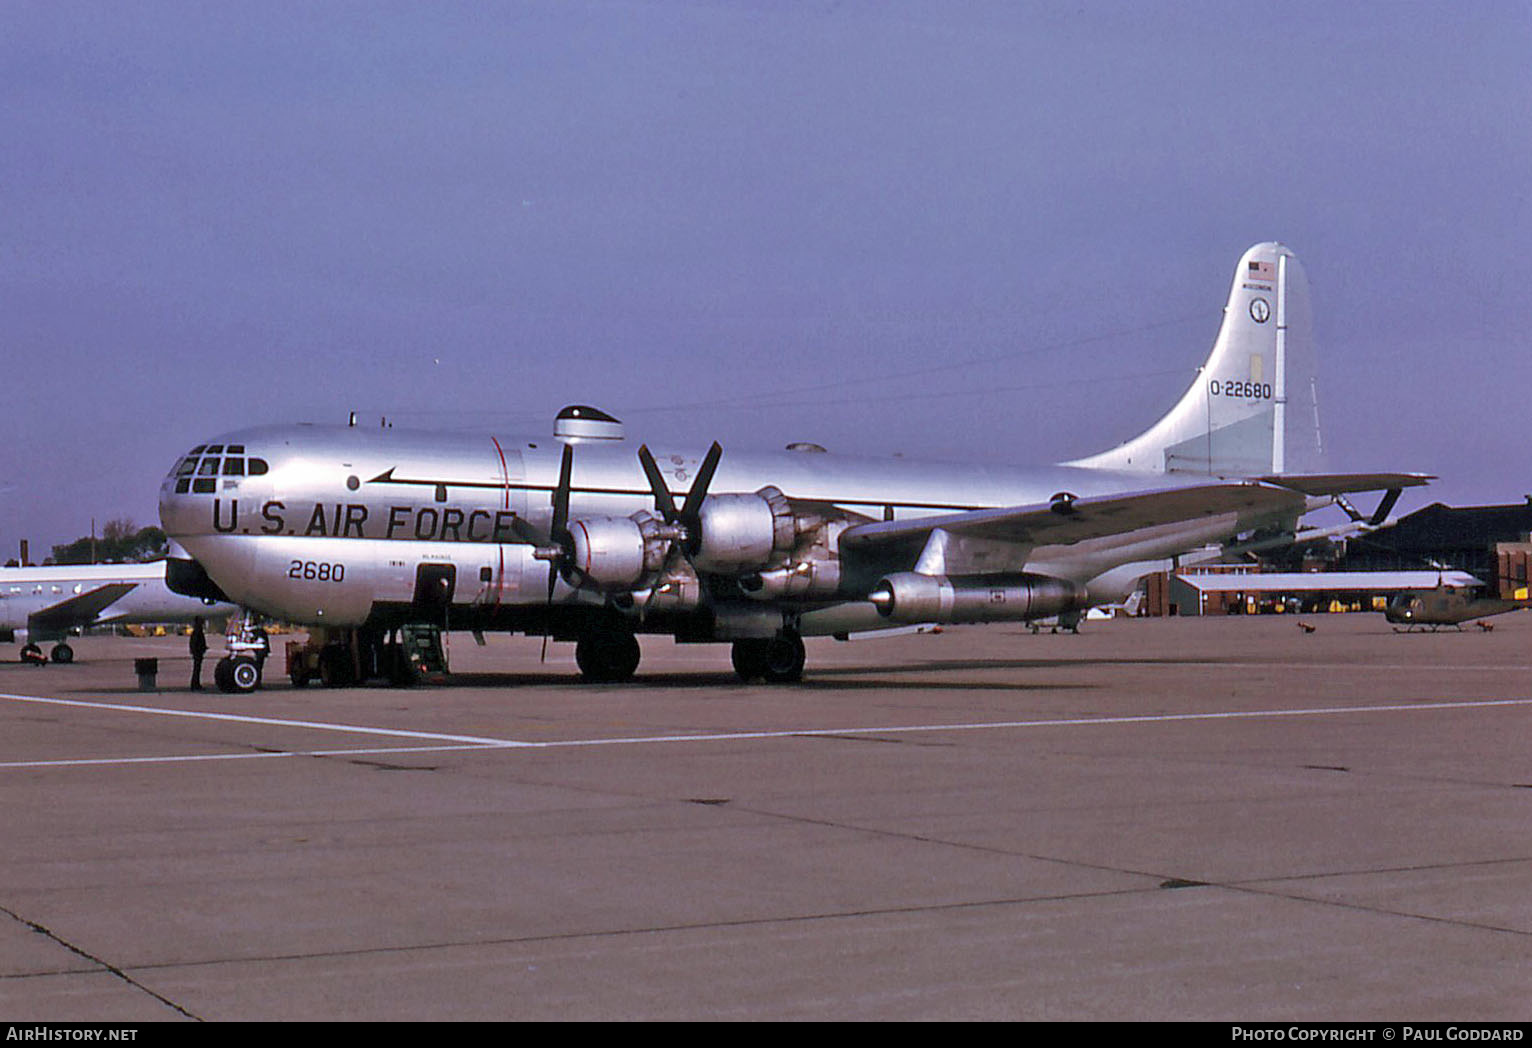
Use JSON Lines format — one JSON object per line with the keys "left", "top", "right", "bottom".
{"left": 288, "top": 560, "right": 346, "bottom": 582}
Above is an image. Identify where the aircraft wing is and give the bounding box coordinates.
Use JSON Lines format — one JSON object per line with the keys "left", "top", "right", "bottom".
{"left": 1257, "top": 472, "right": 1434, "bottom": 527}
{"left": 1258, "top": 472, "right": 1434, "bottom": 497}
{"left": 27, "top": 582, "right": 140, "bottom": 634}
{"left": 839, "top": 481, "right": 1307, "bottom": 571}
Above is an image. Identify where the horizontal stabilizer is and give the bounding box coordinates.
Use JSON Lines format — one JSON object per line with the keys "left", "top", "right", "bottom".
{"left": 1258, "top": 472, "right": 1434, "bottom": 497}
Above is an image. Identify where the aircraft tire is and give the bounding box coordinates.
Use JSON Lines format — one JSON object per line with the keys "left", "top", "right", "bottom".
{"left": 214, "top": 657, "right": 236, "bottom": 693}
{"left": 575, "top": 628, "right": 640, "bottom": 684}
{"left": 50, "top": 643, "right": 74, "bottom": 664}
{"left": 229, "top": 656, "right": 261, "bottom": 693}
{"left": 730, "top": 639, "right": 770, "bottom": 682}
{"left": 761, "top": 631, "right": 805, "bottom": 684}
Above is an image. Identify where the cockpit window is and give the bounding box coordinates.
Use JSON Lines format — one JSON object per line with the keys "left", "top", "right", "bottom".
{"left": 171, "top": 446, "right": 267, "bottom": 491}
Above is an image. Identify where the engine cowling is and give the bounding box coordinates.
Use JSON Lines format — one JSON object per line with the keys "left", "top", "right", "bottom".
{"left": 868, "top": 571, "right": 1083, "bottom": 625}
{"left": 567, "top": 512, "right": 680, "bottom": 591}
{"left": 692, "top": 485, "right": 796, "bottom": 574}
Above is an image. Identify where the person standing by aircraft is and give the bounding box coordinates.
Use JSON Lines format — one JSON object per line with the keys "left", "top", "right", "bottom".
{"left": 189, "top": 617, "right": 207, "bottom": 690}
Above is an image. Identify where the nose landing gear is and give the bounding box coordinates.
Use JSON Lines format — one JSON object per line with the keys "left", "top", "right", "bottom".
{"left": 214, "top": 610, "right": 270, "bottom": 694}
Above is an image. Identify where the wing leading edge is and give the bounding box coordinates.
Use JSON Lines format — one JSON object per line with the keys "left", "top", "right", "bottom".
{"left": 839, "top": 481, "right": 1310, "bottom": 577}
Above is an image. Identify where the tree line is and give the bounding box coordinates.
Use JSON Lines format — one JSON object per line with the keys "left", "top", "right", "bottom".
{"left": 42, "top": 518, "right": 168, "bottom": 565}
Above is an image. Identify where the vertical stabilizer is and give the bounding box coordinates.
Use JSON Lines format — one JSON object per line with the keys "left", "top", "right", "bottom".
{"left": 1065, "top": 242, "right": 1324, "bottom": 477}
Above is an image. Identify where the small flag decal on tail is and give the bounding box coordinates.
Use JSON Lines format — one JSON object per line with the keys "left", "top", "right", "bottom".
{"left": 1247, "top": 259, "right": 1275, "bottom": 281}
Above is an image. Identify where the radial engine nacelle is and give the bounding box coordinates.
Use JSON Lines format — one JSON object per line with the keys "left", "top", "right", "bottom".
{"left": 565, "top": 485, "right": 804, "bottom": 593}
{"left": 566, "top": 511, "right": 683, "bottom": 591}
{"left": 690, "top": 485, "right": 796, "bottom": 574}
{"left": 868, "top": 571, "right": 1083, "bottom": 625}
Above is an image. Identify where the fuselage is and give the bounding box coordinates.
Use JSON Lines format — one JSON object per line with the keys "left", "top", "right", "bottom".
{"left": 0, "top": 562, "right": 231, "bottom": 644}
{"left": 159, "top": 422, "right": 1292, "bottom": 632}
{"left": 1384, "top": 586, "right": 1522, "bottom": 627}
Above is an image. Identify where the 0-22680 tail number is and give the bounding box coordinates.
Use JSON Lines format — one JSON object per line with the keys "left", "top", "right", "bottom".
{"left": 1209, "top": 379, "right": 1273, "bottom": 399}
{"left": 289, "top": 560, "right": 345, "bottom": 582}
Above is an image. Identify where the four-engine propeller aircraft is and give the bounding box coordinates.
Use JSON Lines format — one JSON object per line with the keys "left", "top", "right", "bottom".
{"left": 159, "top": 243, "right": 1428, "bottom": 691}
{"left": 0, "top": 561, "right": 232, "bottom": 662}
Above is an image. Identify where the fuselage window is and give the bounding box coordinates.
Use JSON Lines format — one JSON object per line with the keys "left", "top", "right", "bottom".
{"left": 176, "top": 458, "right": 198, "bottom": 477}
{"left": 222, "top": 458, "right": 245, "bottom": 476}
{"left": 193, "top": 478, "right": 216, "bottom": 494}
{"left": 248, "top": 458, "right": 269, "bottom": 476}
{"left": 197, "top": 458, "right": 220, "bottom": 476}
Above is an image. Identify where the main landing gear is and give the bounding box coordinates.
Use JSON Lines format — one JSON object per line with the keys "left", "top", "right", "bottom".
{"left": 729, "top": 630, "right": 805, "bottom": 684}
{"left": 571, "top": 624, "right": 807, "bottom": 685}
{"left": 574, "top": 623, "right": 642, "bottom": 683}
{"left": 18, "top": 642, "right": 73, "bottom": 665}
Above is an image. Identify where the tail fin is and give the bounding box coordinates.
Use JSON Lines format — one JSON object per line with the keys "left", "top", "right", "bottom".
{"left": 1066, "top": 242, "right": 1324, "bottom": 477}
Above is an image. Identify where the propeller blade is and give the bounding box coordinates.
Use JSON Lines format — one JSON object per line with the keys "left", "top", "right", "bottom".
{"left": 637, "top": 444, "right": 681, "bottom": 524}
{"left": 535, "top": 442, "right": 576, "bottom": 664}
{"left": 507, "top": 515, "right": 550, "bottom": 549}
{"left": 540, "top": 560, "right": 556, "bottom": 663}
{"left": 679, "top": 442, "right": 723, "bottom": 524}
{"left": 550, "top": 443, "right": 574, "bottom": 543}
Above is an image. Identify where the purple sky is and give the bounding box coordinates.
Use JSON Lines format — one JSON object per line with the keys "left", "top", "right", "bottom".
{"left": 3, "top": 2, "right": 1528, "bottom": 556}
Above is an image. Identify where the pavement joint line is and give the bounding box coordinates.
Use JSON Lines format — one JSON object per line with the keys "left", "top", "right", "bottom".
{"left": 2, "top": 691, "right": 1530, "bottom": 770}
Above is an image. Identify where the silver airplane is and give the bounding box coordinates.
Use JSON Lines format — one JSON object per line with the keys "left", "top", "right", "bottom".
{"left": 159, "top": 243, "right": 1427, "bottom": 691}
{"left": 0, "top": 561, "right": 232, "bottom": 662}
